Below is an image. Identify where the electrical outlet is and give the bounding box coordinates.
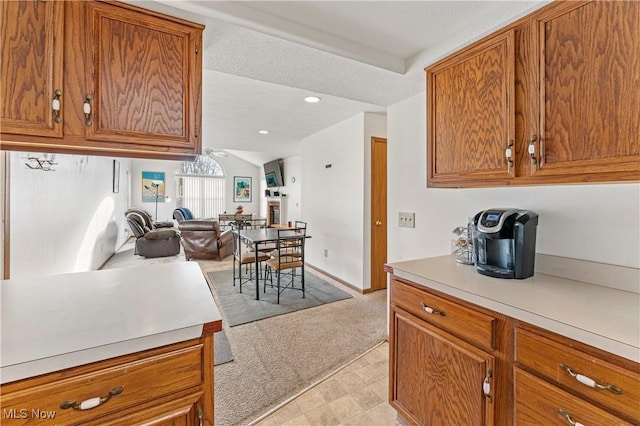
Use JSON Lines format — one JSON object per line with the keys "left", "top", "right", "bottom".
{"left": 324, "top": 249, "right": 328, "bottom": 257}
{"left": 398, "top": 212, "right": 415, "bottom": 228}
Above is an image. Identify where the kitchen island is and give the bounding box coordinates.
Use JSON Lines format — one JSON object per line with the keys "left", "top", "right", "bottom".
{"left": 386, "top": 255, "right": 639, "bottom": 425}
{"left": 0, "top": 262, "right": 221, "bottom": 425}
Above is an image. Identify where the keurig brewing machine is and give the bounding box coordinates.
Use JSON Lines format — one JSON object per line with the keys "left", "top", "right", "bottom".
{"left": 472, "top": 209, "right": 539, "bottom": 279}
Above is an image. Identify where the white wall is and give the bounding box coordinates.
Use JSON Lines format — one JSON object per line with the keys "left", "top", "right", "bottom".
{"left": 387, "top": 92, "right": 640, "bottom": 268}
{"left": 130, "top": 155, "right": 261, "bottom": 219}
{"left": 281, "top": 156, "right": 302, "bottom": 224}
{"left": 8, "top": 152, "right": 131, "bottom": 279}
{"left": 0, "top": 152, "right": 5, "bottom": 279}
{"left": 301, "top": 113, "right": 368, "bottom": 289}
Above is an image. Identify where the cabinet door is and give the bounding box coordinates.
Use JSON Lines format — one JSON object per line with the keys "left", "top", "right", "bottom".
{"left": 1, "top": 0, "right": 64, "bottom": 138}
{"left": 84, "top": 2, "right": 202, "bottom": 151}
{"left": 427, "top": 30, "right": 515, "bottom": 187}
{"left": 532, "top": 1, "right": 640, "bottom": 181}
{"left": 391, "top": 308, "right": 495, "bottom": 426}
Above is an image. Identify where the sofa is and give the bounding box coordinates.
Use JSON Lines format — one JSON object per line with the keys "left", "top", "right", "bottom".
{"left": 177, "top": 220, "right": 233, "bottom": 261}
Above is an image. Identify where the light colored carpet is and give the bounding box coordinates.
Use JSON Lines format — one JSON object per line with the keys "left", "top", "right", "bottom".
{"left": 207, "top": 269, "right": 352, "bottom": 326}
{"left": 102, "top": 240, "right": 388, "bottom": 426}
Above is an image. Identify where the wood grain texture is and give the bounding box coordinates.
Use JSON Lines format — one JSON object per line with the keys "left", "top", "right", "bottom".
{"left": 370, "top": 137, "right": 387, "bottom": 291}
{"left": 537, "top": 1, "right": 640, "bottom": 176}
{"left": 1, "top": 0, "right": 203, "bottom": 160}
{"left": 515, "top": 368, "right": 633, "bottom": 426}
{"left": 391, "top": 278, "right": 495, "bottom": 350}
{"left": 425, "top": 0, "right": 640, "bottom": 187}
{"left": 0, "top": 0, "right": 63, "bottom": 137}
{"left": 391, "top": 308, "right": 494, "bottom": 426}
{"left": 515, "top": 327, "right": 640, "bottom": 422}
{"left": 427, "top": 30, "right": 514, "bottom": 185}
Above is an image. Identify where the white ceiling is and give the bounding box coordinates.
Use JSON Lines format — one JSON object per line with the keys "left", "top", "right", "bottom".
{"left": 129, "top": 0, "right": 547, "bottom": 166}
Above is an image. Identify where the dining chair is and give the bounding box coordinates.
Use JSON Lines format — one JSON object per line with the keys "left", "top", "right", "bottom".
{"left": 231, "top": 223, "right": 270, "bottom": 293}
{"left": 264, "top": 228, "right": 306, "bottom": 304}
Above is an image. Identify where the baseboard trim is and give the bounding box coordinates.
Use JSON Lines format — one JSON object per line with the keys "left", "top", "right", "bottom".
{"left": 98, "top": 236, "right": 135, "bottom": 270}
{"left": 306, "top": 263, "right": 365, "bottom": 294}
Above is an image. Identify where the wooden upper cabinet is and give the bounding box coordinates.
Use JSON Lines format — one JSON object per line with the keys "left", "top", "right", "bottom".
{"left": 532, "top": 1, "right": 640, "bottom": 181}
{"left": 427, "top": 31, "right": 515, "bottom": 187}
{"left": 426, "top": 0, "right": 640, "bottom": 187}
{"left": 1, "top": 0, "right": 203, "bottom": 160}
{"left": 84, "top": 2, "right": 202, "bottom": 151}
{"left": 0, "top": 1, "right": 64, "bottom": 138}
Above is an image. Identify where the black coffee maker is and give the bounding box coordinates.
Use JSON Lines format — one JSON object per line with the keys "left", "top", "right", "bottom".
{"left": 471, "top": 209, "right": 539, "bottom": 279}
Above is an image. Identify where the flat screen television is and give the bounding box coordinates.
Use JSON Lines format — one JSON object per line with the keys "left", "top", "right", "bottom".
{"left": 263, "top": 159, "right": 284, "bottom": 188}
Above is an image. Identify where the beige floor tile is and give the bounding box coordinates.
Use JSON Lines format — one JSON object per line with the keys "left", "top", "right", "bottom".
{"left": 349, "top": 387, "right": 384, "bottom": 411}
{"left": 328, "top": 395, "right": 364, "bottom": 423}
{"left": 363, "top": 402, "right": 399, "bottom": 425}
{"left": 314, "top": 378, "right": 348, "bottom": 403}
{"left": 339, "top": 411, "right": 379, "bottom": 426}
{"left": 354, "top": 364, "right": 384, "bottom": 385}
{"left": 280, "top": 414, "right": 312, "bottom": 426}
{"left": 335, "top": 370, "right": 368, "bottom": 394}
{"left": 362, "top": 347, "right": 387, "bottom": 364}
{"left": 304, "top": 404, "right": 341, "bottom": 426}
{"left": 294, "top": 388, "right": 327, "bottom": 413}
{"left": 271, "top": 401, "right": 303, "bottom": 425}
{"left": 367, "top": 378, "right": 389, "bottom": 402}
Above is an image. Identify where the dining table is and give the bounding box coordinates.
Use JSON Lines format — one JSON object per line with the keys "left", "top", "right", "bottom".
{"left": 238, "top": 227, "right": 309, "bottom": 300}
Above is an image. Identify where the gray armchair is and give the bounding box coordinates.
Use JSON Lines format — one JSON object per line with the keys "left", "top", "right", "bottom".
{"left": 126, "top": 211, "right": 181, "bottom": 258}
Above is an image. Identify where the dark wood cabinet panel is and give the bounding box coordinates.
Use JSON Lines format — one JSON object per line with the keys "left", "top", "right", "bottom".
{"left": 1, "top": 0, "right": 203, "bottom": 160}
{"left": 1, "top": 1, "right": 64, "bottom": 138}
{"left": 391, "top": 307, "right": 495, "bottom": 426}
{"left": 426, "top": 0, "right": 640, "bottom": 187}
{"left": 533, "top": 0, "right": 640, "bottom": 180}
{"left": 85, "top": 2, "right": 200, "bottom": 149}
{"left": 428, "top": 31, "right": 515, "bottom": 186}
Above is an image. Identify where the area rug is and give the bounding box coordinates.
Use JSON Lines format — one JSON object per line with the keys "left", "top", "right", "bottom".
{"left": 213, "top": 330, "right": 233, "bottom": 366}
{"left": 207, "top": 269, "right": 352, "bottom": 326}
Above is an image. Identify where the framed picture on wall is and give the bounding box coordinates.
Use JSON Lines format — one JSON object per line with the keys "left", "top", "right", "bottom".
{"left": 234, "top": 176, "right": 252, "bottom": 202}
{"left": 142, "top": 171, "right": 165, "bottom": 202}
{"left": 112, "top": 160, "right": 120, "bottom": 193}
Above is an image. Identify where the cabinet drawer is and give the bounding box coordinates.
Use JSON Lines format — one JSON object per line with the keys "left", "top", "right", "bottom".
{"left": 515, "top": 328, "right": 640, "bottom": 421}
{"left": 1, "top": 344, "right": 203, "bottom": 425}
{"left": 515, "top": 368, "right": 633, "bottom": 425}
{"left": 391, "top": 279, "right": 495, "bottom": 349}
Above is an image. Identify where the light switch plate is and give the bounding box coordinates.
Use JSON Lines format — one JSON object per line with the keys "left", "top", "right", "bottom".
{"left": 398, "top": 212, "right": 415, "bottom": 228}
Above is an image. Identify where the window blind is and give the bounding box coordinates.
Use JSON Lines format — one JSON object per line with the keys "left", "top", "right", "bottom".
{"left": 177, "top": 176, "right": 225, "bottom": 218}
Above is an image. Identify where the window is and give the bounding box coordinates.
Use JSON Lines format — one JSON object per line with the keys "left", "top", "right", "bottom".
{"left": 176, "top": 156, "right": 225, "bottom": 218}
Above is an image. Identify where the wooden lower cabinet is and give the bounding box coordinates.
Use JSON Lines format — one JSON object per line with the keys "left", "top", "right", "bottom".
{"left": 0, "top": 335, "right": 214, "bottom": 426}
{"left": 389, "top": 276, "right": 640, "bottom": 426}
{"left": 391, "top": 308, "right": 495, "bottom": 425}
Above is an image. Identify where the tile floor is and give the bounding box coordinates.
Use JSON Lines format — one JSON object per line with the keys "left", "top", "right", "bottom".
{"left": 254, "top": 342, "right": 401, "bottom": 426}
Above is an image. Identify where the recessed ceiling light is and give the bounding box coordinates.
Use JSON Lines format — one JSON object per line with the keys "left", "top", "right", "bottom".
{"left": 304, "top": 96, "right": 321, "bottom": 103}
{"left": 258, "top": 130, "right": 270, "bottom": 134}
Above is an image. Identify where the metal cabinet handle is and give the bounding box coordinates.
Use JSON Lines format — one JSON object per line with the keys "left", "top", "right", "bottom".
{"left": 558, "top": 408, "right": 585, "bottom": 426}
{"left": 559, "top": 364, "right": 621, "bottom": 394}
{"left": 420, "top": 302, "right": 445, "bottom": 316}
{"left": 51, "top": 89, "right": 62, "bottom": 123}
{"left": 483, "top": 368, "right": 493, "bottom": 402}
{"left": 60, "top": 386, "right": 123, "bottom": 410}
{"left": 528, "top": 135, "right": 538, "bottom": 165}
{"left": 197, "top": 407, "right": 203, "bottom": 426}
{"left": 83, "top": 94, "right": 93, "bottom": 126}
{"left": 505, "top": 139, "right": 514, "bottom": 170}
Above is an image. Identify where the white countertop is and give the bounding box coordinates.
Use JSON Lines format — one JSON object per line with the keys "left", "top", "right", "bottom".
{"left": 0, "top": 262, "right": 222, "bottom": 384}
{"left": 386, "top": 255, "right": 640, "bottom": 363}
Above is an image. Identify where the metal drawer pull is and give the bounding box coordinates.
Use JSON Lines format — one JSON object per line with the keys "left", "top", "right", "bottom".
{"left": 83, "top": 94, "right": 92, "bottom": 126}
{"left": 505, "top": 139, "right": 514, "bottom": 170}
{"left": 483, "top": 368, "right": 492, "bottom": 403}
{"left": 197, "top": 407, "right": 204, "bottom": 426}
{"left": 558, "top": 408, "right": 585, "bottom": 426}
{"left": 420, "top": 302, "right": 445, "bottom": 316}
{"left": 51, "top": 89, "right": 62, "bottom": 123}
{"left": 60, "top": 386, "right": 124, "bottom": 410}
{"left": 559, "top": 364, "right": 621, "bottom": 394}
{"left": 529, "top": 135, "right": 538, "bottom": 165}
